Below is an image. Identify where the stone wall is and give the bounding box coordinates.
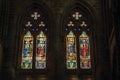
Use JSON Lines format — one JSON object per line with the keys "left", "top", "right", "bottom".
{"left": 0, "top": 0, "right": 112, "bottom": 80}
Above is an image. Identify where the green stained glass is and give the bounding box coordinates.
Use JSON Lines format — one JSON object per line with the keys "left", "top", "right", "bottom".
{"left": 79, "top": 31, "right": 91, "bottom": 69}
{"left": 21, "top": 31, "right": 33, "bottom": 69}
{"left": 66, "top": 31, "right": 77, "bottom": 69}
{"left": 36, "top": 31, "right": 46, "bottom": 69}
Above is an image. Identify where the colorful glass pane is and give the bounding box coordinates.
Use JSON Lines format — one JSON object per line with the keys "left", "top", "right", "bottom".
{"left": 79, "top": 31, "right": 91, "bottom": 69}
{"left": 66, "top": 31, "right": 77, "bottom": 69}
{"left": 36, "top": 31, "right": 46, "bottom": 69}
{"left": 21, "top": 31, "right": 33, "bottom": 69}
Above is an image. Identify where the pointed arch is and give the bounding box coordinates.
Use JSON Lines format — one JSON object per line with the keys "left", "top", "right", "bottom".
{"left": 61, "top": 2, "right": 94, "bottom": 78}
{"left": 20, "top": 9, "right": 48, "bottom": 70}
{"left": 17, "top": 1, "right": 54, "bottom": 71}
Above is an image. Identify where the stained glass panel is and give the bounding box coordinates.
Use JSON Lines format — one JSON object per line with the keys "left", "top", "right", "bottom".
{"left": 66, "top": 31, "right": 77, "bottom": 69}
{"left": 36, "top": 31, "right": 46, "bottom": 69}
{"left": 21, "top": 31, "right": 33, "bottom": 69}
{"left": 79, "top": 31, "right": 91, "bottom": 69}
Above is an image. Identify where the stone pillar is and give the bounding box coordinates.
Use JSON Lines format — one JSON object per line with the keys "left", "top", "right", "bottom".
{"left": 0, "top": 40, "right": 3, "bottom": 79}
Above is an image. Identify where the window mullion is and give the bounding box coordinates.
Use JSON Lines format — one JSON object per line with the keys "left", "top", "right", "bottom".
{"left": 76, "top": 36, "right": 80, "bottom": 70}
{"left": 32, "top": 35, "right": 36, "bottom": 70}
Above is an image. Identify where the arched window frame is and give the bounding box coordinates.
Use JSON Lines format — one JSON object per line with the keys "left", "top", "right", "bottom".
{"left": 17, "top": 8, "right": 49, "bottom": 73}
{"left": 63, "top": 6, "right": 94, "bottom": 75}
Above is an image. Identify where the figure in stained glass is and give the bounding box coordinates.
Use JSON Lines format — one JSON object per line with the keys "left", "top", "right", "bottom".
{"left": 66, "top": 31, "right": 77, "bottom": 69}
{"left": 21, "top": 31, "right": 33, "bottom": 69}
{"left": 79, "top": 31, "right": 91, "bottom": 69}
{"left": 36, "top": 31, "right": 46, "bottom": 69}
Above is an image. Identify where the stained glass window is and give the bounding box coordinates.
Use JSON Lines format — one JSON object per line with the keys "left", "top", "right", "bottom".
{"left": 79, "top": 31, "right": 91, "bottom": 69}
{"left": 36, "top": 31, "right": 47, "bottom": 69}
{"left": 21, "top": 31, "right": 33, "bottom": 69}
{"left": 20, "top": 10, "right": 48, "bottom": 70}
{"left": 65, "top": 9, "right": 92, "bottom": 70}
{"left": 66, "top": 31, "right": 77, "bottom": 69}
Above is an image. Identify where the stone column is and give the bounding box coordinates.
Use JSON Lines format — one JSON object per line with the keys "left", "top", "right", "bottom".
{"left": 0, "top": 40, "right": 3, "bottom": 79}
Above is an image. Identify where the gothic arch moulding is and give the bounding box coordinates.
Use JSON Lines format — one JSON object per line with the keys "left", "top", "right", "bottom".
{"left": 14, "top": 1, "right": 55, "bottom": 75}
{"left": 60, "top": 0, "right": 97, "bottom": 79}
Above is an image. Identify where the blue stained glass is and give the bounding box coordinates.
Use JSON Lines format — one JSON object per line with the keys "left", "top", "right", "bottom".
{"left": 74, "top": 28, "right": 77, "bottom": 31}
{"left": 87, "top": 28, "right": 90, "bottom": 31}
{"left": 36, "top": 31, "right": 46, "bottom": 69}
{"left": 21, "top": 31, "right": 33, "bottom": 69}
{"left": 66, "top": 31, "right": 77, "bottom": 69}
{"left": 78, "top": 28, "right": 81, "bottom": 31}
{"left": 32, "top": 29, "right": 34, "bottom": 31}
{"left": 45, "top": 28, "right": 48, "bottom": 31}
{"left": 79, "top": 31, "right": 91, "bottom": 69}
{"left": 36, "top": 28, "right": 39, "bottom": 31}
{"left": 86, "top": 39, "right": 89, "bottom": 44}
{"left": 80, "top": 39, "right": 83, "bottom": 43}
{"left": 65, "top": 28, "right": 68, "bottom": 31}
